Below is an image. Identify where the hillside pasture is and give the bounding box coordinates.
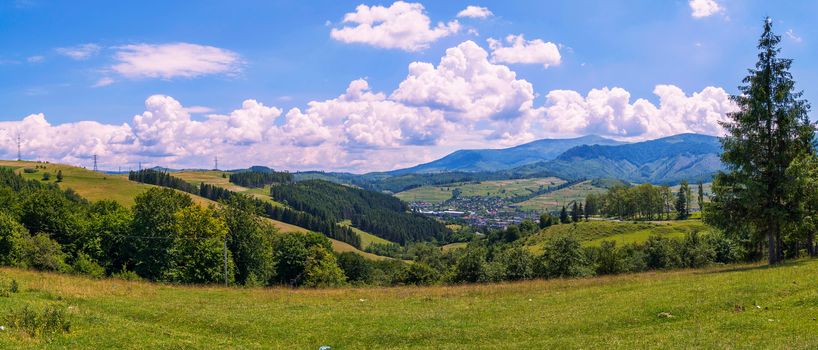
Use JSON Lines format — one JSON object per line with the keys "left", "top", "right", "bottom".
{"left": 395, "top": 177, "right": 565, "bottom": 203}
{"left": 514, "top": 180, "right": 608, "bottom": 212}
{"left": 525, "top": 220, "right": 710, "bottom": 253}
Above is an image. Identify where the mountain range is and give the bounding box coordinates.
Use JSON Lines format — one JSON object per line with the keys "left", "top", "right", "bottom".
{"left": 391, "top": 135, "right": 623, "bottom": 174}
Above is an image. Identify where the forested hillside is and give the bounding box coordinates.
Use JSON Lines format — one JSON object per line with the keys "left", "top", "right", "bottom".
{"left": 270, "top": 180, "right": 450, "bottom": 244}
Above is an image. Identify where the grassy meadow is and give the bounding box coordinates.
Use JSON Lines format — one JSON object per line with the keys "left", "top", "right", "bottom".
{"left": 2, "top": 260, "right": 817, "bottom": 349}
{"left": 514, "top": 180, "right": 608, "bottom": 212}
{"left": 395, "top": 177, "right": 565, "bottom": 203}
{"left": 525, "top": 220, "right": 710, "bottom": 252}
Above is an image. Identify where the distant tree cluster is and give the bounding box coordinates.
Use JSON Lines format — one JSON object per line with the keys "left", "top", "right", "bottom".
{"left": 229, "top": 171, "right": 293, "bottom": 188}
{"left": 270, "top": 180, "right": 450, "bottom": 244}
{"left": 586, "top": 184, "right": 681, "bottom": 221}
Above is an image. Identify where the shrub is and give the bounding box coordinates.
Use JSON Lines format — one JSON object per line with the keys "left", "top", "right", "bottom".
{"left": 0, "top": 212, "right": 25, "bottom": 266}
{"left": 643, "top": 235, "right": 682, "bottom": 269}
{"left": 23, "top": 168, "right": 38, "bottom": 174}
{"left": 5, "top": 304, "right": 71, "bottom": 338}
{"left": 302, "top": 246, "right": 346, "bottom": 288}
{"left": 588, "top": 240, "right": 626, "bottom": 275}
{"left": 680, "top": 231, "right": 716, "bottom": 268}
{"left": 0, "top": 278, "right": 20, "bottom": 297}
{"left": 41, "top": 172, "right": 51, "bottom": 181}
{"left": 497, "top": 245, "right": 534, "bottom": 281}
{"left": 18, "top": 233, "right": 69, "bottom": 272}
{"left": 337, "top": 252, "right": 373, "bottom": 284}
{"left": 70, "top": 253, "right": 106, "bottom": 278}
{"left": 705, "top": 230, "right": 746, "bottom": 263}
{"left": 111, "top": 267, "right": 142, "bottom": 281}
{"left": 452, "top": 245, "right": 487, "bottom": 283}
{"left": 538, "top": 234, "right": 592, "bottom": 279}
{"left": 404, "top": 262, "right": 438, "bottom": 285}
{"left": 479, "top": 261, "right": 506, "bottom": 283}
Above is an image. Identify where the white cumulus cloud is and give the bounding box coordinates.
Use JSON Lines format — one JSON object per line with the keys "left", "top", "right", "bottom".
{"left": 689, "top": 0, "right": 723, "bottom": 18}
{"left": 488, "top": 34, "right": 561, "bottom": 68}
{"left": 457, "top": 6, "right": 493, "bottom": 19}
{"left": 539, "top": 85, "right": 737, "bottom": 139}
{"left": 391, "top": 40, "right": 537, "bottom": 123}
{"left": 330, "top": 1, "right": 460, "bottom": 51}
{"left": 111, "top": 43, "right": 242, "bottom": 79}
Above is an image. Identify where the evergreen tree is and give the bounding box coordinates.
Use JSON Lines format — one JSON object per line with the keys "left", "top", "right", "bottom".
{"left": 56, "top": 170, "right": 63, "bottom": 182}
{"left": 697, "top": 182, "right": 704, "bottom": 212}
{"left": 571, "top": 202, "right": 580, "bottom": 223}
{"left": 675, "top": 181, "right": 689, "bottom": 220}
{"left": 709, "top": 18, "right": 815, "bottom": 265}
{"left": 559, "top": 206, "right": 570, "bottom": 224}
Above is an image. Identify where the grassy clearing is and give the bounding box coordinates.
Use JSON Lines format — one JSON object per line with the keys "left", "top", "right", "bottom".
{"left": 174, "top": 171, "right": 284, "bottom": 206}
{"left": 526, "top": 220, "right": 710, "bottom": 252}
{"left": 441, "top": 242, "right": 467, "bottom": 252}
{"left": 1, "top": 160, "right": 152, "bottom": 207}
{"left": 514, "top": 180, "right": 608, "bottom": 212}
{"left": 395, "top": 177, "right": 565, "bottom": 203}
{"left": 338, "top": 220, "right": 393, "bottom": 249}
{"left": 1, "top": 260, "right": 817, "bottom": 348}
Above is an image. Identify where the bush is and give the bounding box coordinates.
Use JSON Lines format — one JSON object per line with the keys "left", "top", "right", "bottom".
{"left": 23, "top": 168, "right": 38, "bottom": 174}
{"left": 0, "top": 212, "right": 25, "bottom": 266}
{"left": 706, "top": 230, "right": 746, "bottom": 263}
{"left": 538, "top": 234, "right": 592, "bottom": 279}
{"left": 404, "top": 262, "right": 438, "bottom": 285}
{"left": 479, "top": 261, "right": 506, "bottom": 283}
{"left": 302, "top": 246, "right": 346, "bottom": 288}
{"left": 337, "top": 252, "right": 373, "bottom": 284}
{"left": 643, "top": 235, "right": 682, "bottom": 270}
{"left": 41, "top": 172, "right": 51, "bottom": 181}
{"left": 70, "top": 253, "right": 105, "bottom": 278}
{"left": 111, "top": 267, "right": 142, "bottom": 281}
{"left": 452, "top": 245, "right": 487, "bottom": 283}
{"left": 497, "top": 245, "right": 534, "bottom": 281}
{"left": 18, "top": 233, "right": 69, "bottom": 272}
{"left": 680, "top": 231, "right": 716, "bottom": 268}
{"left": 588, "top": 240, "right": 626, "bottom": 275}
{"left": 0, "top": 278, "right": 20, "bottom": 297}
{"left": 4, "top": 304, "right": 71, "bottom": 338}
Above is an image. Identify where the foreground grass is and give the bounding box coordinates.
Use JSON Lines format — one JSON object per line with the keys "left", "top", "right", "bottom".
{"left": 2, "top": 260, "right": 818, "bottom": 348}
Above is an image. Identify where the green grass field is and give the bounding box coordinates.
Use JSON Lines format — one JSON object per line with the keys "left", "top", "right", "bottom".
{"left": 2, "top": 259, "right": 817, "bottom": 348}
{"left": 514, "top": 180, "right": 608, "bottom": 212}
{"left": 1, "top": 160, "right": 153, "bottom": 207}
{"left": 526, "top": 220, "right": 710, "bottom": 252}
{"left": 338, "top": 220, "right": 393, "bottom": 249}
{"left": 395, "top": 177, "right": 565, "bottom": 203}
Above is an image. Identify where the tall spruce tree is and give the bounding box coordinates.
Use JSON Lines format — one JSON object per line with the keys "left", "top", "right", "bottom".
{"left": 697, "top": 182, "right": 704, "bottom": 212}
{"left": 710, "top": 18, "right": 814, "bottom": 265}
{"left": 675, "top": 181, "right": 689, "bottom": 220}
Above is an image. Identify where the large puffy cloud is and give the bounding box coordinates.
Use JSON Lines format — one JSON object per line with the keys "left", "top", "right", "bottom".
{"left": 111, "top": 43, "right": 242, "bottom": 79}
{"left": 540, "top": 85, "right": 737, "bottom": 139}
{"left": 330, "top": 1, "right": 460, "bottom": 51}
{"left": 391, "top": 40, "right": 537, "bottom": 123}
{"left": 488, "top": 34, "right": 561, "bottom": 68}
{"left": 689, "top": 0, "right": 723, "bottom": 18}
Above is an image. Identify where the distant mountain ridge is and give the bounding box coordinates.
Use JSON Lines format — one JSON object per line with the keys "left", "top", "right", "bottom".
{"left": 508, "top": 133, "right": 723, "bottom": 184}
{"left": 391, "top": 135, "right": 623, "bottom": 174}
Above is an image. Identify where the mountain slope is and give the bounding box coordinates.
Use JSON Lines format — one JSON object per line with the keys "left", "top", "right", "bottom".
{"left": 392, "top": 135, "right": 622, "bottom": 173}
{"left": 509, "top": 134, "right": 722, "bottom": 184}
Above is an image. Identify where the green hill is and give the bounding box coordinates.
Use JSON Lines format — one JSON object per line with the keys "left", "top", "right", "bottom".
{"left": 525, "top": 220, "right": 709, "bottom": 252}
{"left": 2, "top": 259, "right": 817, "bottom": 348}
{"left": 1, "top": 160, "right": 383, "bottom": 260}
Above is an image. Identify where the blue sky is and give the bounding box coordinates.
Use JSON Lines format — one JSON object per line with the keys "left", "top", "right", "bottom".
{"left": 0, "top": 0, "right": 815, "bottom": 172}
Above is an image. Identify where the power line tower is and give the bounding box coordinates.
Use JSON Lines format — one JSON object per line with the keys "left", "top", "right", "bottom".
{"left": 138, "top": 162, "right": 142, "bottom": 171}
{"left": 214, "top": 156, "right": 219, "bottom": 171}
{"left": 93, "top": 154, "right": 98, "bottom": 172}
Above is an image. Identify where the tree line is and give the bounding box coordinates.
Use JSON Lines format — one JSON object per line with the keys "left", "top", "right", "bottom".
{"left": 584, "top": 182, "right": 704, "bottom": 221}
{"left": 270, "top": 180, "right": 451, "bottom": 244}
{"left": 129, "top": 169, "right": 361, "bottom": 248}
{"left": 229, "top": 171, "right": 293, "bottom": 188}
